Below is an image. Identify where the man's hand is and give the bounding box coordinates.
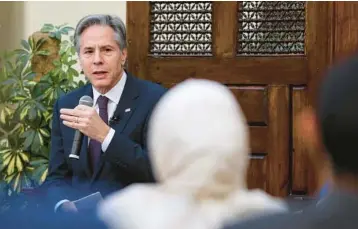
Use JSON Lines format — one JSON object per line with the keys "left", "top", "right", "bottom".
{"left": 60, "top": 105, "right": 110, "bottom": 143}
{"left": 59, "top": 201, "right": 78, "bottom": 213}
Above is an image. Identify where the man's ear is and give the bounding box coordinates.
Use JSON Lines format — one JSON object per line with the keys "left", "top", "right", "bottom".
{"left": 121, "top": 48, "right": 127, "bottom": 66}
{"left": 77, "top": 52, "right": 84, "bottom": 74}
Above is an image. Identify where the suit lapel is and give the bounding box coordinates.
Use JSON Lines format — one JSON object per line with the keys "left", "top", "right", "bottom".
{"left": 80, "top": 84, "right": 93, "bottom": 178}
{"left": 110, "top": 74, "right": 140, "bottom": 134}
{"left": 91, "top": 73, "right": 140, "bottom": 181}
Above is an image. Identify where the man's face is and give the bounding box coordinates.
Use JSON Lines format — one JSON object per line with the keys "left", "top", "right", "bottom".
{"left": 79, "top": 25, "right": 127, "bottom": 93}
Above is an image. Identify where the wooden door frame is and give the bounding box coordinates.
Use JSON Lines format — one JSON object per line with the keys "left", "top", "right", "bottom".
{"left": 126, "top": 1, "right": 333, "bottom": 196}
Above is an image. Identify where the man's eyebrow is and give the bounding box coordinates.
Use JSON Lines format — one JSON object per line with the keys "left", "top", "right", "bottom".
{"left": 100, "top": 45, "right": 116, "bottom": 49}
{"left": 82, "top": 45, "right": 115, "bottom": 49}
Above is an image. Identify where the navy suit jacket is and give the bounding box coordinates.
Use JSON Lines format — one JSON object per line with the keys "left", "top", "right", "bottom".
{"left": 43, "top": 72, "right": 166, "bottom": 208}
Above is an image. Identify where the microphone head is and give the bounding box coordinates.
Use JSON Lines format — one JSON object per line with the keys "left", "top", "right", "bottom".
{"left": 79, "top": 95, "right": 94, "bottom": 107}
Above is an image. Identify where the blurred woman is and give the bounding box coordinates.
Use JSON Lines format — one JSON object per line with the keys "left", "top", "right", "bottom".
{"left": 98, "top": 79, "right": 287, "bottom": 229}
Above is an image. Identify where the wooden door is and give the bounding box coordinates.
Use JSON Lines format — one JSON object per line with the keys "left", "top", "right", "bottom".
{"left": 332, "top": 2, "right": 358, "bottom": 61}
{"left": 126, "top": 1, "right": 331, "bottom": 197}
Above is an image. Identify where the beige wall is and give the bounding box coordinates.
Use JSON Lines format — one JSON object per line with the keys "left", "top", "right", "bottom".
{"left": 0, "top": 1, "right": 126, "bottom": 52}
{"left": 0, "top": 1, "right": 25, "bottom": 51}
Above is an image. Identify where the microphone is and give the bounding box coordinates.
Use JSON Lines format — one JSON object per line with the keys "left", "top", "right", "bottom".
{"left": 109, "top": 115, "right": 120, "bottom": 125}
{"left": 69, "top": 95, "right": 94, "bottom": 160}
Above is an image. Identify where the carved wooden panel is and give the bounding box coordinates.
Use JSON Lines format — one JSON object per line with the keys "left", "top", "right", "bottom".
{"left": 292, "top": 86, "right": 309, "bottom": 194}
{"left": 150, "top": 2, "right": 212, "bottom": 56}
{"left": 247, "top": 157, "right": 267, "bottom": 190}
{"left": 250, "top": 127, "right": 268, "bottom": 154}
{"left": 230, "top": 86, "right": 267, "bottom": 125}
{"left": 237, "top": 1, "right": 305, "bottom": 55}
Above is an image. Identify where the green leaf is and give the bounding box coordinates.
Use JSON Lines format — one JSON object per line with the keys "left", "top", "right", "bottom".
{"left": 36, "top": 50, "right": 50, "bottom": 56}
{"left": 39, "top": 73, "right": 51, "bottom": 82}
{"left": 6, "top": 156, "right": 15, "bottom": 175}
{"left": 68, "top": 68, "right": 79, "bottom": 77}
{"left": 48, "top": 32, "right": 56, "bottom": 38}
{"left": 19, "top": 106, "right": 28, "bottom": 120}
{"left": 0, "top": 149, "right": 11, "bottom": 155}
{"left": 21, "top": 173, "right": 32, "bottom": 189}
{"left": 34, "top": 101, "right": 46, "bottom": 112}
{"left": 68, "top": 60, "right": 77, "bottom": 66}
{"left": 55, "top": 87, "right": 65, "bottom": 98}
{"left": 39, "top": 128, "right": 50, "bottom": 138}
{"left": 31, "top": 163, "right": 48, "bottom": 185}
{"left": 21, "top": 40, "right": 30, "bottom": 52}
{"left": 20, "top": 130, "right": 32, "bottom": 139}
{"left": 15, "top": 155, "right": 23, "bottom": 172}
{"left": 0, "top": 110, "right": 7, "bottom": 124}
{"left": 71, "top": 47, "right": 76, "bottom": 55}
{"left": 12, "top": 173, "right": 21, "bottom": 192}
{"left": 55, "top": 32, "right": 62, "bottom": 40}
{"left": 28, "top": 36, "right": 35, "bottom": 51}
{"left": 0, "top": 153, "right": 12, "bottom": 164}
{"left": 60, "top": 26, "right": 74, "bottom": 34}
{"left": 19, "top": 152, "right": 29, "bottom": 163}
{"left": 40, "top": 168, "right": 48, "bottom": 183}
{"left": 29, "top": 158, "right": 48, "bottom": 167}
{"left": 30, "top": 131, "right": 43, "bottom": 153}
{"left": 13, "top": 95, "right": 27, "bottom": 101}
{"left": 52, "top": 59, "right": 61, "bottom": 66}
{"left": 23, "top": 130, "right": 35, "bottom": 149}
{"left": 41, "top": 24, "right": 55, "bottom": 33}
{"left": 14, "top": 49, "right": 29, "bottom": 56}
{"left": 34, "top": 38, "right": 46, "bottom": 50}
{"left": 2, "top": 153, "right": 12, "bottom": 167}
{"left": 18, "top": 55, "right": 30, "bottom": 66}
{"left": 28, "top": 107, "right": 37, "bottom": 121}
{"left": 1, "top": 78, "right": 17, "bottom": 85}
{"left": 37, "top": 131, "right": 44, "bottom": 146}
{"left": 25, "top": 72, "right": 36, "bottom": 81}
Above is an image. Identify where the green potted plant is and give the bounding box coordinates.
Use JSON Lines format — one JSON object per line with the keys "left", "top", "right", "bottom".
{"left": 0, "top": 23, "right": 86, "bottom": 203}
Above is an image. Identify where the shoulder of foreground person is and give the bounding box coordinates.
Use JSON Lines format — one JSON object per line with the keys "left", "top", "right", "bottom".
{"left": 97, "top": 184, "right": 198, "bottom": 229}
{"left": 229, "top": 189, "right": 289, "bottom": 217}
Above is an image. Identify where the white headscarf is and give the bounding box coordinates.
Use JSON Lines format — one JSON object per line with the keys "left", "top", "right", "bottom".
{"left": 98, "top": 79, "right": 287, "bottom": 229}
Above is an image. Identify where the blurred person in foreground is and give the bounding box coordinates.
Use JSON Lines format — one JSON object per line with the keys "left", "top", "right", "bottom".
{"left": 223, "top": 54, "right": 358, "bottom": 229}
{"left": 42, "top": 14, "right": 166, "bottom": 214}
{"left": 97, "top": 79, "right": 287, "bottom": 229}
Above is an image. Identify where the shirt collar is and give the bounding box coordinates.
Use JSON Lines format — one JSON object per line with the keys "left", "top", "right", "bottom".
{"left": 92, "top": 71, "right": 127, "bottom": 106}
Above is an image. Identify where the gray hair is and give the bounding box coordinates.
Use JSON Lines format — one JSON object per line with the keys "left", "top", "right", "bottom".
{"left": 74, "top": 14, "right": 127, "bottom": 54}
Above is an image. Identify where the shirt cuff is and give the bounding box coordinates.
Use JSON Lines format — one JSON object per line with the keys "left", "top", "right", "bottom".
{"left": 102, "top": 128, "right": 115, "bottom": 152}
{"left": 54, "top": 199, "right": 70, "bottom": 213}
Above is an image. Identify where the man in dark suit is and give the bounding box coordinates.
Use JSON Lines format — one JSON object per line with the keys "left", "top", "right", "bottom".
{"left": 42, "top": 14, "right": 166, "bottom": 213}
{"left": 223, "top": 54, "right": 358, "bottom": 229}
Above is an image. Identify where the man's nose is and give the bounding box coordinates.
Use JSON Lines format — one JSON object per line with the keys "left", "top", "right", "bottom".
{"left": 93, "top": 50, "right": 103, "bottom": 65}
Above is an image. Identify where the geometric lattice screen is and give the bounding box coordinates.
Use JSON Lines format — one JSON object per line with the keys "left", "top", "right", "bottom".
{"left": 149, "top": 1, "right": 212, "bottom": 56}
{"left": 237, "top": 1, "right": 306, "bottom": 55}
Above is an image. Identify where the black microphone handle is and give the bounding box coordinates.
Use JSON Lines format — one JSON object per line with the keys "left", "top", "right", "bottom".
{"left": 109, "top": 116, "right": 120, "bottom": 125}
{"left": 69, "top": 130, "right": 83, "bottom": 159}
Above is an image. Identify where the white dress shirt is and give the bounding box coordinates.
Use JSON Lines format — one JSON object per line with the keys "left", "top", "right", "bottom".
{"left": 92, "top": 71, "right": 127, "bottom": 151}
{"left": 54, "top": 72, "right": 127, "bottom": 212}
